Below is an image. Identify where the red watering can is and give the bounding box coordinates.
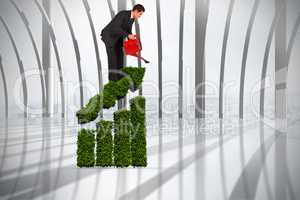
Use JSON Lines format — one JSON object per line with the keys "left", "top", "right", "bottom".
{"left": 123, "top": 35, "right": 150, "bottom": 63}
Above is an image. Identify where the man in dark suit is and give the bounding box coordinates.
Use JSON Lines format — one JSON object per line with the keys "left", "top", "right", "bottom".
{"left": 101, "top": 4, "right": 145, "bottom": 81}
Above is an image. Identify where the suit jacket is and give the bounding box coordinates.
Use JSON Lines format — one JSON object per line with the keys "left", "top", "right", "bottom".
{"left": 101, "top": 10, "right": 134, "bottom": 47}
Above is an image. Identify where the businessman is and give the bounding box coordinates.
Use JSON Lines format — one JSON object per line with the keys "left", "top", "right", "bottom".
{"left": 101, "top": 4, "right": 145, "bottom": 81}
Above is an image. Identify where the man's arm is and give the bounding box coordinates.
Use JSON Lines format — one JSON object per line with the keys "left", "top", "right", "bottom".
{"left": 110, "top": 11, "right": 129, "bottom": 38}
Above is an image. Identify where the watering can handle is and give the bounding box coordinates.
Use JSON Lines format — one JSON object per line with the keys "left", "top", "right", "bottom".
{"left": 126, "top": 34, "right": 138, "bottom": 39}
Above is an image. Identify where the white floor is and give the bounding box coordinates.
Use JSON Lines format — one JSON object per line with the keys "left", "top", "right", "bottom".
{"left": 0, "top": 114, "right": 300, "bottom": 200}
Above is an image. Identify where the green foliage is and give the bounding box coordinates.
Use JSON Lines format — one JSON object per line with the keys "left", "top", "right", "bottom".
{"left": 96, "top": 120, "right": 113, "bottom": 167}
{"left": 76, "top": 67, "right": 146, "bottom": 117}
{"left": 76, "top": 94, "right": 102, "bottom": 124}
{"left": 75, "top": 67, "right": 147, "bottom": 168}
{"left": 130, "top": 96, "right": 147, "bottom": 167}
{"left": 122, "top": 67, "right": 145, "bottom": 92}
{"left": 77, "top": 129, "right": 95, "bottom": 167}
{"left": 113, "top": 109, "right": 131, "bottom": 167}
{"left": 102, "top": 81, "right": 118, "bottom": 108}
{"left": 115, "top": 77, "right": 131, "bottom": 100}
{"left": 130, "top": 96, "right": 146, "bottom": 125}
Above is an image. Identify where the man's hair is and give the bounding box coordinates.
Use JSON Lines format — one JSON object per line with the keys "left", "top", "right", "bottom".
{"left": 132, "top": 4, "right": 145, "bottom": 12}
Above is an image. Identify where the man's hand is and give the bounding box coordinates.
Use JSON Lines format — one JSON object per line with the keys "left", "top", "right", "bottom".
{"left": 128, "top": 34, "right": 136, "bottom": 40}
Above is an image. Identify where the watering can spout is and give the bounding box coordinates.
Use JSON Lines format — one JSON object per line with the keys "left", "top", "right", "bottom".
{"left": 135, "top": 54, "right": 150, "bottom": 64}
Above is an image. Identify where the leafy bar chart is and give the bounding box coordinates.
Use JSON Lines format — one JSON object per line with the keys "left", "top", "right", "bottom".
{"left": 76, "top": 67, "right": 147, "bottom": 167}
